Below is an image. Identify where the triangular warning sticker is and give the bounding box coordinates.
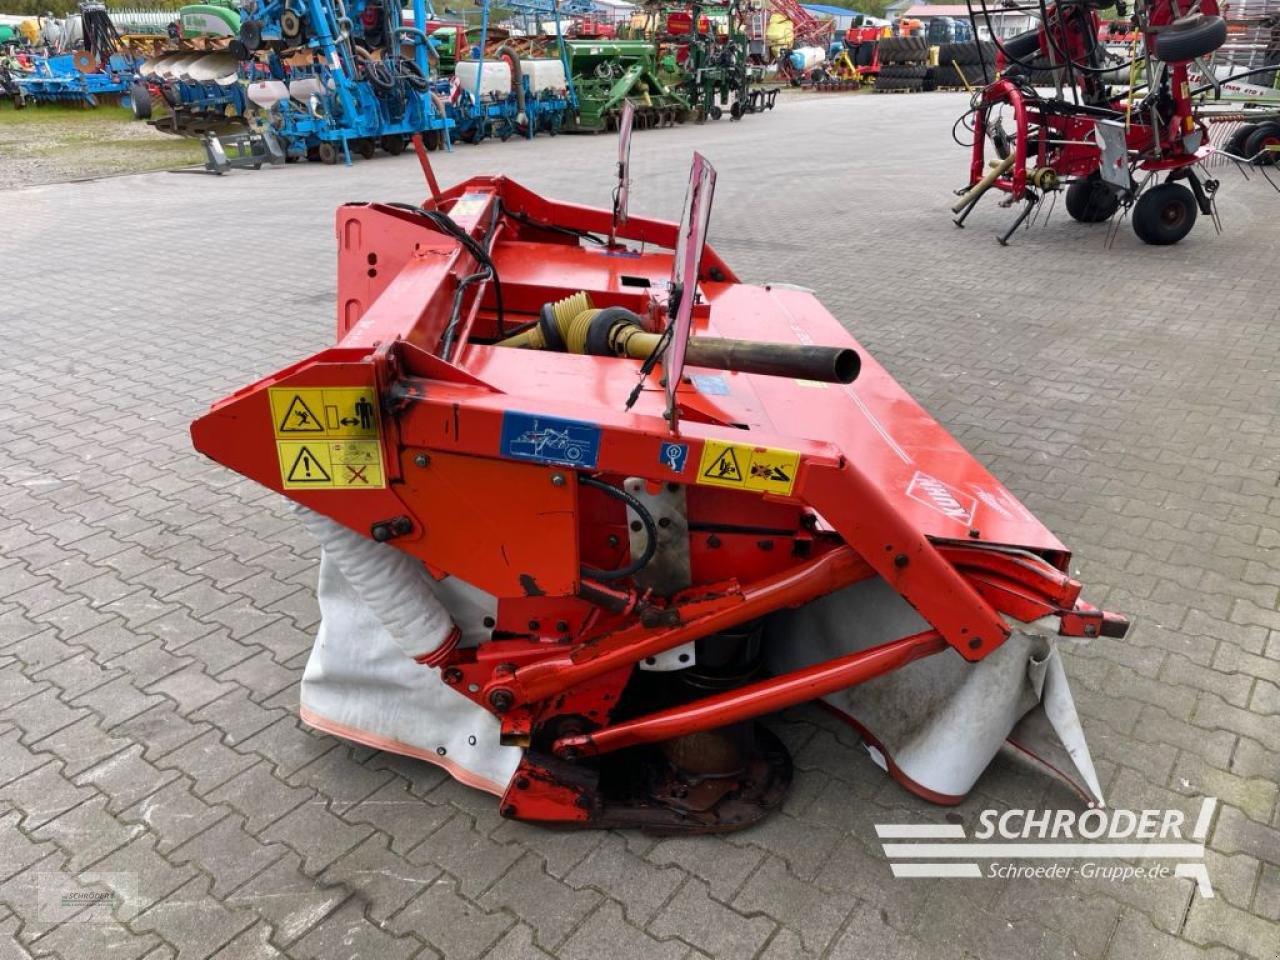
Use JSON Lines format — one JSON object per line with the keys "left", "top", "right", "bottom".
{"left": 278, "top": 394, "right": 324, "bottom": 433}
{"left": 703, "top": 447, "right": 742, "bottom": 482}
{"left": 286, "top": 446, "right": 332, "bottom": 483}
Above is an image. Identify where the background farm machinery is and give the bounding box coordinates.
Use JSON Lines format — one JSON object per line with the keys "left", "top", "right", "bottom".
{"left": 952, "top": 0, "right": 1253, "bottom": 245}
{"left": 563, "top": 38, "right": 689, "bottom": 130}
{"left": 232, "top": 0, "right": 454, "bottom": 163}
{"left": 434, "top": 0, "right": 577, "bottom": 143}
{"left": 648, "top": 0, "right": 775, "bottom": 119}
{"left": 7, "top": 2, "right": 138, "bottom": 106}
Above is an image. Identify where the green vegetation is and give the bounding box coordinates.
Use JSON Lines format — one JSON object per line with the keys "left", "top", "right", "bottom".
{"left": 1, "top": 0, "right": 183, "bottom": 15}
{"left": 0, "top": 99, "right": 204, "bottom": 189}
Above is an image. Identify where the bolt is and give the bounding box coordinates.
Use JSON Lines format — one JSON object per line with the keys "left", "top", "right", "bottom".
{"left": 414, "top": 453, "right": 431, "bottom": 468}
{"left": 707, "top": 534, "right": 722, "bottom": 549}
{"left": 555, "top": 620, "right": 569, "bottom": 632}
{"left": 894, "top": 553, "right": 909, "bottom": 568}
{"left": 550, "top": 473, "right": 565, "bottom": 487}
{"left": 442, "top": 668, "right": 463, "bottom": 686}
{"left": 968, "top": 528, "right": 981, "bottom": 539}
{"left": 527, "top": 619, "right": 540, "bottom": 631}
{"left": 515, "top": 776, "right": 530, "bottom": 790}
{"left": 501, "top": 805, "right": 517, "bottom": 818}
{"left": 482, "top": 616, "right": 495, "bottom": 628}
{"left": 658, "top": 516, "right": 671, "bottom": 529}
{"left": 607, "top": 534, "right": 620, "bottom": 547}
{"left": 488, "top": 688, "right": 514, "bottom": 713}
{"left": 1084, "top": 625, "right": 1098, "bottom": 637}
{"left": 757, "top": 539, "right": 774, "bottom": 551}
{"left": 370, "top": 524, "right": 391, "bottom": 542}
{"left": 968, "top": 637, "right": 982, "bottom": 650}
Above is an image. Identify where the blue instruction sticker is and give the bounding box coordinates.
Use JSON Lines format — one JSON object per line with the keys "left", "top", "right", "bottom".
{"left": 500, "top": 412, "right": 601, "bottom": 469}
{"left": 690, "top": 373, "right": 731, "bottom": 396}
{"left": 660, "top": 441, "right": 689, "bottom": 473}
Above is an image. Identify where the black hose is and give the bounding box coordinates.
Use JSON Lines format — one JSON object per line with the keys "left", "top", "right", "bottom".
{"left": 498, "top": 200, "right": 607, "bottom": 245}
{"left": 399, "top": 57, "right": 430, "bottom": 92}
{"left": 578, "top": 476, "right": 657, "bottom": 582}
{"left": 496, "top": 45, "right": 526, "bottom": 121}
{"left": 385, "top": 202, "right": 506, "bottom": 353}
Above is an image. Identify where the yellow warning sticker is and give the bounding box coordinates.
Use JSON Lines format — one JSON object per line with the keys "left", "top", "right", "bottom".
{"left": 276, "top": 440, "right": 385, "bottom": 490}
{"left": 268, "top": 387, "right": 385, "bottom": 490}
{"left": 696, "top": 441, "right": 800, "bottom": 496}
{"left": 269, "top": 387, "right": 379, "bottom": 439}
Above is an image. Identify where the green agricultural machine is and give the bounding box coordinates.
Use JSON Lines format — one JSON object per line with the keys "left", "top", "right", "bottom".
{"left": 564, "top": 38, "right": 689, "bottom": 132}
{"left": 654, "top": 0, "right": 770, "bottom": 121}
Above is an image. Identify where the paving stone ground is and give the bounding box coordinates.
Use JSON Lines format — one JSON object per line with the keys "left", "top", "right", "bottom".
{"left": 0, "top": 92, "right": 1278, "bottom": 960}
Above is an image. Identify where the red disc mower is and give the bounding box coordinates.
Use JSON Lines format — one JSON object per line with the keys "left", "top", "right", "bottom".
{"left": 192, "top": 125, "right": 1128, "bottom": 832}
{"left": 955, "top": 0, "right": 1230, "bottom": 245}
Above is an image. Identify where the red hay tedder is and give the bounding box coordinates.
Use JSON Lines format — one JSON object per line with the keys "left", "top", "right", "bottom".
{"left": 192, "top": 122, "right": 1127, "bottom": 831}
{"left": 955, "top": 0, "right": 1231, "bottom": 244}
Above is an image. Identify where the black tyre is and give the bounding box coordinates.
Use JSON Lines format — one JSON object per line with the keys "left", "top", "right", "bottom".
{"left": 1001, "top": 29, "right": 1042, "bottom": 63}
{"left": 318, "top": 141, "right": 339, "bottom": 164}
{"left": 129, "top": 80, "right": 152, "bottom": 119}
{"left": 922, "top": 67, "right": 937, "bottom": 91}
{"left": 1224, "top": 123, "right": 1256, "bottom": 158}
{"left": 356, "top": 138, "right": 376, "bottom": 159}
{"left": 877, "top": 36, "right": 928, "bottom": 64}
{"left": 381, "top": 134, "right": 406, "bottom": 155}
{"left": 1153, "top": 14, "right": 1227, "bottom": 63}
{"left": 1065, "top": 174, "right": 1120, "bottom": 223}
{"left": 878, "top": 64, "right": 927, "bottom": 80}
{"left": 1243, "top": 121, "right": 1280, "bottom": 165}
{"left": 1132, "top": 182, "right": 1197, "bottom": 245}
{"left": 939, "top": 41, "right": 992, "bottom": 67}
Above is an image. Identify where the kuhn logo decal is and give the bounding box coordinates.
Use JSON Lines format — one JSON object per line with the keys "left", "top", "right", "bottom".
{"left": 907, "top": 472, "right": 977, "bottom": 526}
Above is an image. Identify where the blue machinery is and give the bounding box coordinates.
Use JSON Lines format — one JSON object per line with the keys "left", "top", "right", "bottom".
{"left": 443, "top": 0, "right": 579, "bottom": 143}
{"left": 239, "top": 0, "right": 583, "bottom": 161}
{"left": 240, "top": 0, "right": 454, "bottom": 162}
{"left": 13, "top": 51, "right": 136, "bottom": 105}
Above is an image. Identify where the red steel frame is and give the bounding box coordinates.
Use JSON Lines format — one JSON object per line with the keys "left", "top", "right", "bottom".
{"left": 192, "top": 153, "right": 1127, "bottom": 823}
{"left": 969, "top": 3, "right": 1213, "bottom": 203}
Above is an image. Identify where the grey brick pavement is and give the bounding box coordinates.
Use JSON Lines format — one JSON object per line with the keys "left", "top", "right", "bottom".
{"left": 0, "top": 92, "right": 1278, "bottom": 959}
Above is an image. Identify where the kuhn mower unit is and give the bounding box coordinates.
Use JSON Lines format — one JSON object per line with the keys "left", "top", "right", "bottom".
{"left": 192, "top": 124, "right": 1127, "bottom": 831}
{"left": 954, "top": 0, "right": 1231, "bottom": 244}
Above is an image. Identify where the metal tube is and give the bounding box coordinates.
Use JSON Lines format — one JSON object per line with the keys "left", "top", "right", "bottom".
{"left": 553, "top": 630, "right": 948, "bottom": 758}
{"left": 951, "top": 154, "right": 1017, "bottom": 213}
{"left": 624, "top": 331, "right": 859, "bottom": 384}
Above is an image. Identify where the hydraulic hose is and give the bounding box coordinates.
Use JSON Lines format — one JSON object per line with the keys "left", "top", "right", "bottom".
{"left": 496, "top": 44, "right": 526, "bottom": 125}
{"left": 579, "top": 476, "right": 657, "bottom": 582}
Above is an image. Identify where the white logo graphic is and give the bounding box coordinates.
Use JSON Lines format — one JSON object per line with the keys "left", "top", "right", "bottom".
{"left": 876, "top": 798, "right": 1217, "bottom": 898}
{"left": 906, "top": 471, "right": 978, "bottom": 526}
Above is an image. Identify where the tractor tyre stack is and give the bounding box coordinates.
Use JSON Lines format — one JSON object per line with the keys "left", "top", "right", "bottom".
{"left": 934, "top": 40, "right": 996, "bottom": 88}
{"left": 874, "top": 36, "right": 929, "bottom": 92}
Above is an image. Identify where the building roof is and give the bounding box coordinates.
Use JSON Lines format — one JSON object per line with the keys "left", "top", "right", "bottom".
{"left": 900, "top": 5, "right": 971, "bottom": 16}
{"left": 799, "top": 3, "right": 868, "bottom": 17}
{"left": 900, "top": 3, "right": 1027, "bottom": 14}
